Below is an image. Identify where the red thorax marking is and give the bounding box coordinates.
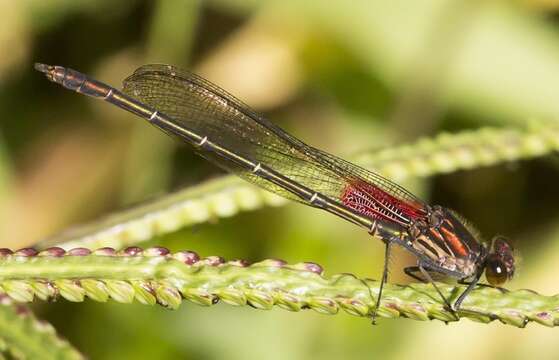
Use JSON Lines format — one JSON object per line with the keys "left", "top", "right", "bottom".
{"left": 440, "top": 225, "right": 468, "bottom": 257}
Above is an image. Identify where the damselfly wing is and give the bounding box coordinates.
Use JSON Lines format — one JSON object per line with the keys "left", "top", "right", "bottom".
{"left": 122, "top": 65, "right": 427, "bottom": 228}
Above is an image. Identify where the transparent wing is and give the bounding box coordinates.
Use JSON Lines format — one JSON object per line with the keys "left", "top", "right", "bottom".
{"left": 122, "top": 64, "right": 427, "bottom": 222}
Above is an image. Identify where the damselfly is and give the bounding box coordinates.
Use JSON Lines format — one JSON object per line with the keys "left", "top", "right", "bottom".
{"left": 34, "top": 63, "right": 516, "bottom": 322}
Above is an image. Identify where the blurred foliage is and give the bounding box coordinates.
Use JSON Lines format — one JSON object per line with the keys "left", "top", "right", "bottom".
{"left": 1, "top": 0, "right": 559, "bottom": 359}
{"left": 0, "top": 298, "right": 83, "bottom": 360}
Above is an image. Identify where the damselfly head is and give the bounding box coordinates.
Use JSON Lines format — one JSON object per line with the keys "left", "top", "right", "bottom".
{"left": 484, "top": 236, "right": 515, "bottom": 286}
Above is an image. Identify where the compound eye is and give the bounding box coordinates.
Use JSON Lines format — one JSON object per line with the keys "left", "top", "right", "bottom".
{"left": 485, "top": 256, "right": 508, "bottom": 286}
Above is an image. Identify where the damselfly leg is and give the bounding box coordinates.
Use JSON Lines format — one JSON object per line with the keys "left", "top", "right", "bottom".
{"left": 404, "top": 264, "right": 458, "bottom": 318}
{"left": 371, "top": 241, "right": 392, "bottom": 324}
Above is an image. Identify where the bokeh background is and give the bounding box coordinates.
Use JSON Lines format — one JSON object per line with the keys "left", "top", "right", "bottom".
{"left": 1, "top": 0, "right": 559, "bottom": 359}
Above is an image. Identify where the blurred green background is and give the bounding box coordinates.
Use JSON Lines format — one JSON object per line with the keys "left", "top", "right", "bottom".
{"left": 1, "top": 0, "right": 559, "bottom": 359}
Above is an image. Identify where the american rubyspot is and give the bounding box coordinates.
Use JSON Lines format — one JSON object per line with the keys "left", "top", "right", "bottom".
{"left": 34, "top": 63, "right": 516, "bottom": 322}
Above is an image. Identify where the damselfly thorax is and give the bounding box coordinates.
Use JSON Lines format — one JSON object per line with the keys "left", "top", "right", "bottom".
{"left": 407, "top": 206, "right": 482, "bottom": 278}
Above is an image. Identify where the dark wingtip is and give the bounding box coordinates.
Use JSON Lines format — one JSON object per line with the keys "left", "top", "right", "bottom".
{"left": 34, "top": 62, "right": 51, "bottom": 74}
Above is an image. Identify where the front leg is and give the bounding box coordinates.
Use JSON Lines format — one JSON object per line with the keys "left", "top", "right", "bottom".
{"left": 453, "top": 268, "right": 483, "bottom": 311}
{"left": 458, "top": 278, "right": 508, "bottom": 293}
